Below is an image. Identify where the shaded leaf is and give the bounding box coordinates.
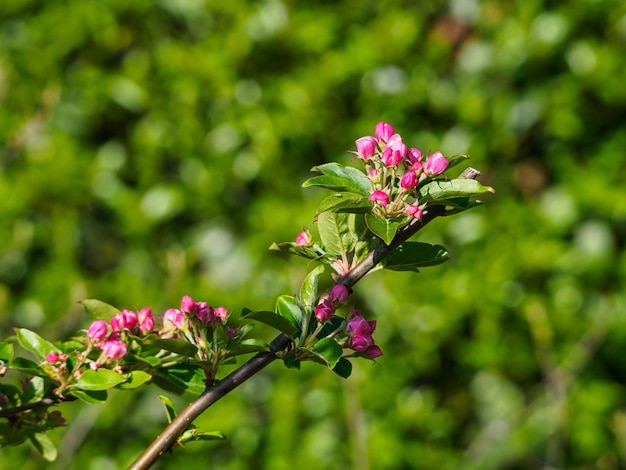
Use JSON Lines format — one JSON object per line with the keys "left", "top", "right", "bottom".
{"left": 69, "top": 389, "right": 108, "bottom": 404}
{"left": 332, "top": 357, "right": 353, "bottom": 379}
{"left": 14, "top": 328, "right": 60, "bottom": 361}
{"left": 158, "top": 394, "right": 177, "bottom": 423}
{"left": 382, "top": 242, "right": 450, "bottom": 271}
{"left": 276, "top": 295, "right": 306, "bottom": 335}
{"left": 79, "top": 299, "right": 121, "bottom": 321}
{"left": 364, "top": 214, "right": 403, "bottom": 245}
{"left": 30, "top": 433, "right": 58, "bottom": 462}
{"left": 150, "top": 338, "right": 198, "bottom": 358}
{"left": 241, "top": 308, "right": 298, "bottom": 336}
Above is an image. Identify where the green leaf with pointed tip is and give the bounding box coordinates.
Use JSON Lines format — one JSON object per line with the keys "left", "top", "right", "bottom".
{"left": 69, "top": 389, "right": 108, "bottom": 404}
{"left": 228, "top": 338, "right": 270, "bottom": 356}
{"left": 150, "top": 338, "right": 198, "bottom": 358}
{"left": 299, "top": 265, "right": 325, "bottom": 310}
{"left": 318, "top": 211, "right": 356, "bottom": 256}
{"left": 364, "top": 214, "right": 403, "bottom": 245}
{"left": 332, "top": 357, "right": 353, "bottom": 379}
{"left": 283, "top": 352, "right": 300, "bottom": 369}
{"left": 74, "top": 369, "right": 127, "bottom": 391}
{"left": 276, "top": 295, "right": 306, "bottom": 335}
{"left": 241, "top": 308, "right": 298, "bottom": 336}
{"left": 445, "top": 154, "right": 470, "bottom": 170}
{"left": 116, "top": 371, "right": 152, "bottom": 390}
{"left": 151, "top": 364, "right": 206, "bottom": 395}
{"left": 303, "top": 162, "right": 371, "bottom": 196}
{"left": 30, "top": 433, "right": 58, "bottom": 462}
{"left": 316, "top": 193, "right": 372, "bottom": 214}
{"left": 186, "top": 431, "right": 227, "bottom": 442}
{"left": 382, "top": 242, "right": 450, "bottom": 271}
{"left": 158, "top": 394, "right": 178, "bottom": 423}
{"left": 311, "top": 338, "right": 343, "bottom": 368}
{"left": 79, "top": 299, "right": 121, "bottom": 321}
{"left": 418, "top": 179, "right": 494, "bottom": 205}
{"left": 15, "top": 328, "right": 60, "bottom": 360}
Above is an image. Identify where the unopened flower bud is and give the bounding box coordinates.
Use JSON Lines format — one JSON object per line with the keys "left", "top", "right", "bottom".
{"left": 355, "top": 136, "right": 377, "bottom": 160}
{"left": 295, "top": 230, "right": 312, "bottom": 246}
{"left": 213, "top": 306, "right": 229, "bottom": 322}
{"left": 180, "top": 295, "right": 196, "bottom": 314}
{"left": 45, "top": 352, "right": 59, "bottom": 364}
{"left": 369, "top": 190, "right": 389, "bottom": 207}
{"left": 87, "top": 320, "right": 109, "bottom": 342}
{"left": 138, "top": 307, "right": 155, "bottom": 334}
{"left": 196, "top": 302, "right": 214, "bottom": 323}
{"left": 424, "top": 151, "right": 449, "bottom": 176}
{"left": 375, "top": 122, "right": 394, "bottom": 143}
{"left": 101, "top": 339, "right": 127, "bottom": 359}
{"left": 406, "top": 204, "right": 423, "bottom": 219}
{"left": 315, "top": 299, "right": 335, "bottom": 322}
{"left": 400, "top": 171, "right": 418, "bottom": 189}
{"left": 330, "top": 284, "right": 349, "bottom": 303}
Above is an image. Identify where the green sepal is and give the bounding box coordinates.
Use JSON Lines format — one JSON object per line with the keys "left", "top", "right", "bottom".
{"left": 303, "top": 162, "right": 371, "bottom": 196}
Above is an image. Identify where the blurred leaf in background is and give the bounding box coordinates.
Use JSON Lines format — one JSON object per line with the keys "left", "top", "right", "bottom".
{"left": 1, "top": 0, "right": 625, "bottom": 468}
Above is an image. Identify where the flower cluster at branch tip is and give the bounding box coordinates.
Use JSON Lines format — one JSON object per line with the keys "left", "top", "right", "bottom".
{"left": 356, "top": 121, "right": 449, "bottom": 219}
{"left": 315, "top": 284, "right": 349, "bottom": 323}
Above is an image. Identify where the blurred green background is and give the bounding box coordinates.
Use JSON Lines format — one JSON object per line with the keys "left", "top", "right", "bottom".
{"left": 1, "top": 0, "right": 625, "bottom": 468}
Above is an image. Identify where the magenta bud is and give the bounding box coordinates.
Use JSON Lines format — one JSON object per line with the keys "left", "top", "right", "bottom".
{"left": 180, "top": 295, "right": 196, "bottom": 314}
{"left": 369, "top": 190, "right": 389, "bottom": 207}
{"left": 87, "top": 320, "right": 109, "bottom": 342}
{"left": 330, "top": 284, "right": 349, "bottom": 303}
{"left": 355, "top": 136, "right": 377, "bottom": 160}
{"left": 400, "top": 171, "right": 418, "bottom": 189}
{"left": 315, "top": 299, "right": 335, "bottom": 322}
{"left": 424, "top": 151, "right": 449, "bottom": 176}
{"left": 375, "top": 121, "right": 394, "bottom": 143}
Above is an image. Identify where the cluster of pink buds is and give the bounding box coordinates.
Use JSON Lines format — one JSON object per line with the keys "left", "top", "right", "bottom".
{"left": 346, "top": 312, "right": 382, "bottom": 359}
{"left": 315, "top": 284, "right": 350, "bottom": 322}
{"left": 159, "top": 295, "right": 229, "bottom": 337}
{"left": 355, "top": 121, "right": 449, "bottom": 219}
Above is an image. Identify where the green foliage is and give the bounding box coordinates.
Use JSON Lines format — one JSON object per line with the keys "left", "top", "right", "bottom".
{"left": 1, "top": 0, "right": 626, "bottom": 469}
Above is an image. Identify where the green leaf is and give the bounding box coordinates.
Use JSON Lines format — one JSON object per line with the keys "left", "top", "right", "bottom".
{"left": 311, "top": 338, "right": 343, "bottom": 368}
{"left": 276, "top": 295, "right": 306, "bottom": 335}
{"left": 299, "top": 265, "right": 325, "bottom": 310}
{"left": 116, "top": 371, "right": 152, "bottom": 390}
{"left": 186, "top": 431, "right": 227, "bottom": 442}
{"left": 382, "top": 242, "right": 450, "bottom": 271}
{"left": 418, "top": 178, "right": 495, "bottom": 205}
{"left": 318, "top": 211, "right": 356, "bottom": 256}
{"left": 364, "top": 214, "right": 403, "bottom": 245}
{"left": 151, "top": 364, "right": 207, "bottom": 395}
{"left": 73, "top": 369, "right": 127, "bottom": 391}
{"left": 316, "top": 193, "right": 372, "bottom": 214}
{"left": 228, "top": 338, "right": 270, "bottom": 356}
{"left": 0, "top": 341, "right": 14, "bottom": 363}
{"left": 332, "top": 357, "right": 353, "bottom": 379}
{"left": 69, "top": 389, "right": 108, "bottom": 404}
{"left": 158, "top": 394, "right": 178, "bottom": 423}
{"left": 14, "top": 328, "right": 60, "bottom": 361}
{"left": 303, "top": 162, "right": 371, "bottom": 196}
{"left": 150, "top": 338, "right": 198, "bottom": 358}
{"left": 78, "top": 299, "right": 121, "bottom": 320}
{"left": 283, "top": 352, "right": 300, "bottom": 370}
{"left": 30, "top": 433, "right": 58, "bottom": 462}
{"left": 446, "top": 154, "right": 471, "bottom": 170}
{"left": 269, "top": 241, "right": 327, "bottom": 261}
{"left": 240, "top": 308, "right": 298, "bottom": 336}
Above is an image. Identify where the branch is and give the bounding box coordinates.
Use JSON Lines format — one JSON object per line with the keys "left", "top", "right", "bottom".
{"left": 0, "top": 396, "right": 74, "bottom": 418}
{"left": 129, "top": 169, "right": 481, "bottom": 469}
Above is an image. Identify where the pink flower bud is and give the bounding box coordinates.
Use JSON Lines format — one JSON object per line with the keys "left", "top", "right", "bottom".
{"left": 347, "top": 315, "right": 376, "bottom": 336}
{"left": 381, "top": 147, "right": 404, "bottom": 167}
{"left": 367, "top": 167, "right": 381, "bottom": 183}
{"left": 74, "top": 370, "right": 83, "bottom": 379}
{"left": 110, "top": 310, "right": 137, "bottom": 331}
{"left": 315, "top": 299, "right": 335, "bottom": 322}
{"left": 330, "top": 284, "right": 349, "bottom": 303}
{"left": 424, "top": 151, "right": 449, "bottom": 176}
{"left": 163, "top": 308, "right": 186, "bottom": 330}
{"left": 349, "top": 333, "right": 374, "bottom": 352}
{"left": 355, "top": 136, "right": 377, "bottom": 160}
{"left": 400, "top": 171, "right": 418, "bottom": 189}
{"left": 196, "top": 302, "right": 214, "bottom": 323}
{"left": 213, "top": 306, "right": 229, "bottom": 321}
{"left": 45, "top": 352, "right": 59, "bottom": 364}
{"left": 89, "top": 361, "right": 99, "bottom": 370}
{"left": 101, "top": 339, "right": 127, "bottom": 359}
{"left": 295, "top": 231, "right": 312, "bottom": 246}
{"left": 369, "top": 190, "right": 389, "bottom": 207}
{"left": 375, "top": 122, "right": 394, "bottom": 143}
{"left": 407, "top": 147, "right": 423, "bottom": 166}
{"left": 87, "top": 320, "right": 109, "bottom": 342}
{"left": 138, "top": 307, "right": 154, "bottom": 334}
{"left": 180, "top": 295, "right": 196, "bottom": 314}
{"left": 406, "top": 205, "right": 423, "bottom": 219}
{"left": 364, "top": 345, "right": 383, "bottom": 359}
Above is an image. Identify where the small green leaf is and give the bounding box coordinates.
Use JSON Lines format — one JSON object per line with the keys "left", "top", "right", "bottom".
{"left": 228, "top": 338, "right": 270, "bottom": 356}
{"left": 241, "top": 308, "right": 298, "bottom": 336}
{"left": 0, "top": 341, "right": 14, "bottom": 363}
{"left": 446, "top": 154, "right": 470, "bottom": 170}
{"left": 418, "top": 178, "right": 494, "bottom": 205}
{"left": 188, "top": 431, "right": 227, "bottom": 442}
{"left": 151, "top": 364, "right": 207, "bottom": 395}
{"left": 150, "top": 338, "right": 198, "bottom": 358}
{"left": 116, "top": 371, "right": 152, "bottom": 390}
{"left": 69, "top": 389, "right": 108, "bottom": 404}
{"left": 318, "top": 211, "right": 356, "bottom": 256}
{"left": 332, "top": 358, "right": 353, "bottom": 378}
{"left": 283, "top": 352, "right": 300, "bottom": 370}
{"left": 78, "top": 299, "right": 121, "bottom": 320}
{"left": 276, "top": 295, "right": 306, "bottom": 335}
{"left": 311, "top": 338, "right": 343, "bottom": 368}
{"left": 382, "top": 242, "right": 450, "bottom": 271}
{"left": 364, "top": 214, "right": 403, "bottom": 245}
{"left": 303, "top": 162, "right": 371, "bottom": 196}
{"left": 299, "top": 265, "right": 325, "bottom": 310}
{"left": 30, "top": 433, "right": 58, "bottom": 461}
{"left": 158, "top": 394, "right": 178, "bottom": 423}
{"left": 74, "top": 369, "right": 127, "bottom": 391}
{"left": 269, "top": 242, "right": 327, "bottom": 261}
{"left": 14, "top": 328, "right": 60, "bottom": 361}
{"left": 316, "top": 193, "right": 372, "bottom": 214}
